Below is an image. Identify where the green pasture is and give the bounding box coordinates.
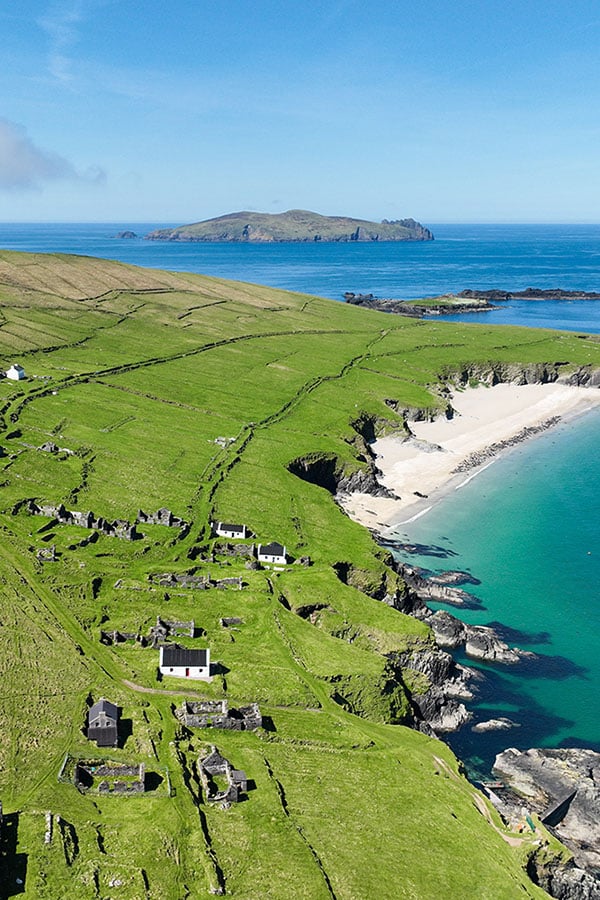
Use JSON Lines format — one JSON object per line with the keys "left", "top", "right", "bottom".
{"left": 0, "top": 250, "right": 588, "bottom": 897}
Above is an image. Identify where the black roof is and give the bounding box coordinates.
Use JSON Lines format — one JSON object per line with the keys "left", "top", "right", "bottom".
{"left": 259, "top": 542, "right": 285, "bottom": 556}
{"left": 161, "top": 646, "right": 208, "bottom": 667}
{"left": 218, "top": 522, "right": 245, "bottom": 533}
{"left": 89, "top": 698, "right": 118, "bottom": 722}
{"left": 88, "top": 723, "right": 118, "bottom": 747}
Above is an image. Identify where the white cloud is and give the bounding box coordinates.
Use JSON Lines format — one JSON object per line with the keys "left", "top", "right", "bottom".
{"left": 38, "top": 0, "right": 86, "bottom": 84}
{"left": 0, "top": 118, "right": 105, "bottom": 190}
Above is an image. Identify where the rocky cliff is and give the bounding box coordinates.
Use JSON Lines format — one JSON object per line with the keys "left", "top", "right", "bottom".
{"left": 493, "top": 748, "right": 600, "bottom": 898}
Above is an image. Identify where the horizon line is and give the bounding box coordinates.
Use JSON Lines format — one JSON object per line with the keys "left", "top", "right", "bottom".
{"left": 2, "top": 220, "right": 600, "bottom": 227}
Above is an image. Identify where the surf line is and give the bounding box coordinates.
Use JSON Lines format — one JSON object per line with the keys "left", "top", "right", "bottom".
{"left": 454, "top": 459, "right": 497, "bottom": 490}
{"left": 397, "top": 505, "right": 433, "bottom": 525}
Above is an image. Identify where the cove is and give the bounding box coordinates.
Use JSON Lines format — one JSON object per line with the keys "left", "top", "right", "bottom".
{"left": 389, "top": 404, "right": 600, "bottom": 777}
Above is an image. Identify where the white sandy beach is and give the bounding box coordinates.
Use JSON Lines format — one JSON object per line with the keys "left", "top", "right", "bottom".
{"left": 339, "top": 383, "right": 600, "bottom": 533}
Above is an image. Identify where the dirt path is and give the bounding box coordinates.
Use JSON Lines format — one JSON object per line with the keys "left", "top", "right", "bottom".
{"left": 472, "top": 793, "right": 528, "bottom": 847}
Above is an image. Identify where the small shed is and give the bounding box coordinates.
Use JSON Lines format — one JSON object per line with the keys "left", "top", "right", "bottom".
{"left": 159, "top": 646, "right": 211, "bottom": 680}
{"left": 213, "top": 522, "right": 247, "bottom": 539}
{"left": 87, "top": 698, "right": 119, "bottom": 747}
{"left": 257, "top": 542, "right": 287, "bottom": 565}
{"left": 6, "top": 364, "right": 26, "bottom": 381}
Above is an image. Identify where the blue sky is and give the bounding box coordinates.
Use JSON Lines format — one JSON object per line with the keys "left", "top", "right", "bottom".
{"left": 1, "top": 0, "right": 600, "bottom": 223}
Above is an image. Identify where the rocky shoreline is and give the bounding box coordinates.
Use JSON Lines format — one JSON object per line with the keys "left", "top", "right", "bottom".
{"left": 492, "top": 748, "right": 600, "bottom": 897}
{"left": 451, "top": 416, "right": 562, "bottom": 474}
{"left": 460, "top": 287, "right": 600, "bottom": 301}
{"left": 334, "top": 378, "right": 600, "bottom": 898}
{"left": 343, "top": 286, "right": 600, "bottom": 320}
{"left": 377, "top": 554, "right": 600, "bottom": 897}
{"left": 343, "top": 292, "right": 497, "bottom": 317}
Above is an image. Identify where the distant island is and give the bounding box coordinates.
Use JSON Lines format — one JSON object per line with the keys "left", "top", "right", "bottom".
{"left": 145, "top": 209, "right": 434, "bottom": 243}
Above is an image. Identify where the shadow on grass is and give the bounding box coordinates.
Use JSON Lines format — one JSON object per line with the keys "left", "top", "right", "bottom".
{"left": 0, "top": 812, "right": 27, "bottom": 899}
{"left": 118, "top": 717, "right": 133, "bottom": 748}
{"left": 144, "top": 771, "right": 164, "bottom": 792}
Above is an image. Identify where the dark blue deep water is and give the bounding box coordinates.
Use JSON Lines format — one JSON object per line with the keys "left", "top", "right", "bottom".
{"left": 1, "top": 222, "right": 599, "bottom": 773}
{"left": 1, "top": 222, "right": 600, "bottom": 332}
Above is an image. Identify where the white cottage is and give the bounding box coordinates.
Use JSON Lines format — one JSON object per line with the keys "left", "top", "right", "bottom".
{"left": 213, "top": 521, "right": 247, "bottom": 539}
{"left": 159, "top": 646, "right": 211, "bottom": 680}
{"left": 6, "top": 364, "right": 26, "bottom": 381}
{"left": 257, "top": 542, "right": 287, "bottom": 565}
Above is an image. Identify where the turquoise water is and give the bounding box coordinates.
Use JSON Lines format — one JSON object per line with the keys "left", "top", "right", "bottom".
{"left": 390, "top": 406, "right": 600, "bottom": 775}
{"left": 1, "top": 221, "right": 599, "bottom": 772}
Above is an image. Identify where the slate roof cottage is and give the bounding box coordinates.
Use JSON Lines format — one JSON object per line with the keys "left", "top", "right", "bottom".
{"left": 213, "top": 522, "right": 247, "bottom": 539}
{"left": 6, "top": 364, "right": 26, "bottom": 381}
{"left": 257, "top": 542, "right": 287, "bottom": 565}
{"left": 87, "top": 698, "right": 119, "bottom": 747}
{"left": 159, "top": 646, "right": 211, "bottom": 680}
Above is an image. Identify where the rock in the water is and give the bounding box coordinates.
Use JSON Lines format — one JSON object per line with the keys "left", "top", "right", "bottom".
{"left": 427, "top": 570, "right": 481, "bottom": 587}
{"left": 427, "top": 609, "right": 533, "bottom": 664}
{"left": 464, "top": 626, "right": 531, "bottom": 664}
{"left": 471, "top": 717, "right": 520, "bottom": 733}
{"left": 115, "top": 230, "right": 137, "bottom": 239}
{"left": 428, "top": 609, "right": 466, "bottom": 648}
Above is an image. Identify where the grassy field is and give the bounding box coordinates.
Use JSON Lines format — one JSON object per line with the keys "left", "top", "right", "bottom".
{"left": 1, "top": 250, "right": 596, "bottom": 898}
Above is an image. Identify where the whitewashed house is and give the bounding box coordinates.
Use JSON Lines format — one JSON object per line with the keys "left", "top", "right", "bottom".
{"left": 159, "top": 646, "right": 211, "bottom": 680}
{"left": 257, "top": 542, "right": 287, "bottom": 565}
{"left": 213, "top": 521, "right": 247, "bottom": 539}
{"left": 6, "top": 364, "right": 26, "bottom": 381}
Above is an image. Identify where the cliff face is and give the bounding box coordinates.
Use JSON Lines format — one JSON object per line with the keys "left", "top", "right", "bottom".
{"left": 494, "top": 748, "right": 600, "bottom": 899}
{"left": 146, "top": 209, "right": 434, "bottom": 242}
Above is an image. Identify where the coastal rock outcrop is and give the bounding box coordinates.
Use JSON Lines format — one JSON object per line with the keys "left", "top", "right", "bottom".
{"left": 527, "top": 851, "right": 600, "bottom": 900}
{"left": 399, "top": 567, "right": 482, "bottom": 608}
{"left": 423, "top": 609, "right": 533, "bottom": 663}
{"left": 459, "top": 287, "right": 600, "bottom": 302}
{"left": 343, "top": 293, "right": 495, "bottom": 317}
{"left": 471, "top": 717, "right": 520, "bottom": 733}
{"left": 446, "top": 361, "right": 600, "bottom": 390}
{"left": 288, "top": 452, "right": 397, "bottom": 500}
{"left": 493, "top": 748, "right": 600, "bottom": 876}
{"left": 389, "top": 646, "right": 475, "bottom": 733}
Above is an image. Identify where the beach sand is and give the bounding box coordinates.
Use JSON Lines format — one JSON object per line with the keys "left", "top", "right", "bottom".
{"left": 338, "top": 383, "right": 600, "bottom": 533}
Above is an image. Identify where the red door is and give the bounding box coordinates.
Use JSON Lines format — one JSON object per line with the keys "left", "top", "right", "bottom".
{"left": 186, "top": 667, "right": 190, "bottom": 677}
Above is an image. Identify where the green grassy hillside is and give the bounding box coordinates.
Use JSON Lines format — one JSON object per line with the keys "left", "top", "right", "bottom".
{"left": 0, "top": 250, "right": 597, "bottom": 898}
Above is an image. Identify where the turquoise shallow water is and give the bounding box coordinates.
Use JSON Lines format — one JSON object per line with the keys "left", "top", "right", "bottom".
{"left": 390, "top": 405, "right": 600, "bottom": 775}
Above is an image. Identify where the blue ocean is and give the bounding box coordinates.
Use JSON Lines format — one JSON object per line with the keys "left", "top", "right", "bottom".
{"left": 1, "top": 222, "right": 599, "bottom": 774}
{"left": 2, "top": 222, "right": 600, "bottom": 333}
